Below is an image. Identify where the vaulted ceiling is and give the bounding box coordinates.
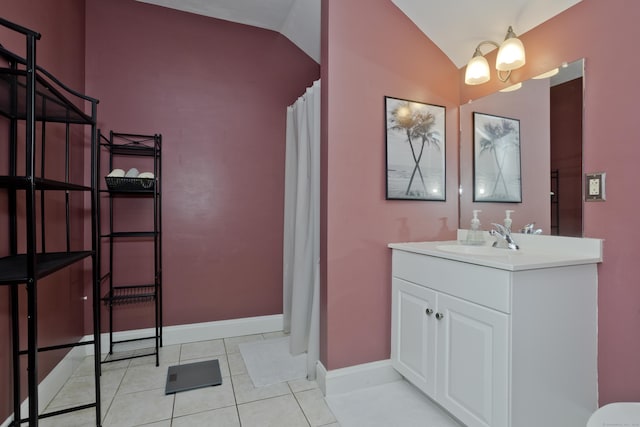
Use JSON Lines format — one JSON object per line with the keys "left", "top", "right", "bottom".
{"left": 136, "top": 0, "right": 321, "bottom": 62}
{"left": 136, "top": 0, "right": 582, "bottom": 67}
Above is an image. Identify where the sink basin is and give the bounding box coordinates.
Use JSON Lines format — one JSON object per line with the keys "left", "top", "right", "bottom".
{"left": 436, "top": 244, "right": 519, "bottom": 257}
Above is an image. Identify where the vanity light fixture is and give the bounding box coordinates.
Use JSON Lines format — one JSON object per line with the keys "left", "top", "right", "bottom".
{"left": 464, "top": 26, "right": 526, "bottom": 86}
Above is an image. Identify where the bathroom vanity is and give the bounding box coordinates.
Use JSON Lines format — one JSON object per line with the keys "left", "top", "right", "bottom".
{"left": 389, "top": 233, "right": 602, "bottom": 427}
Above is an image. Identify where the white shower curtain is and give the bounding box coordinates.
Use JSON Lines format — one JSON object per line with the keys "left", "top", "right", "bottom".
{"left": 283, "top": 79, "right": 320, "bottom": 380}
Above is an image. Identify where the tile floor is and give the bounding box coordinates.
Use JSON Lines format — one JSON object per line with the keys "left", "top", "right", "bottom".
{"left": 40, "top": 331, "right": 338, "bottom": 427}
{"left": 325, "top": 381, "right": 461, "bottom": 427}
{"left": 38, "top": 331, "right": 461, "bottom": 427}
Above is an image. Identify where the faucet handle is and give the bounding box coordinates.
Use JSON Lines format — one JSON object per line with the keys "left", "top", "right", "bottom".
{"left": 520, "top": 223, "right": 543, "bottom": 234}
{"left": 491, "top": 223, "right": 509, "bottom": 235}
{"left": 520, "top": 223, "right": 535, "bottom": 233}
{"left": 490, "top": 223, "right": 519, "bottom": 250}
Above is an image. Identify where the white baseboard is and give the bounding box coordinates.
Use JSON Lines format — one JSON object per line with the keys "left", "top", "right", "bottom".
{"left": 163, "top": 314, "right": 284, "bottom": 346}
{"left": 2, "top": 314, "right": 283, "bottom": 426}
{"left": 82, "top": 314, "right": 284, "bottom": 355}
{"left": 317, "top": 359, "right": 402, "bottom": 396}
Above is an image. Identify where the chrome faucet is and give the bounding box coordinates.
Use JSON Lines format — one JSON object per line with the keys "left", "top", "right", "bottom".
{"left": 520, "top": 223, "right": 543, "bottom": 234}
{"left": 490, "top": 223, "right": 519, "bottom": 250}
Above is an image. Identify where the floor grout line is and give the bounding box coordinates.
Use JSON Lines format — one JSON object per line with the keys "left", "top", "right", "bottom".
{"left": 50, "top": 333, "right": 341, "bottom": 427}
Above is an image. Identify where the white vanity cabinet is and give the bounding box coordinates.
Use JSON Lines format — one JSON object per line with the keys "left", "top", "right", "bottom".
{"left": 392, "top": 276, "right": 509, "bottom": 427}
{"left": 436, "top": 290, "right": 509, "bottom": 427}
{"left": 390, "top": 237, "right": 601, "bottom": 427}
{"left": 391, "top": 278, "right": 437, "bottom": 396}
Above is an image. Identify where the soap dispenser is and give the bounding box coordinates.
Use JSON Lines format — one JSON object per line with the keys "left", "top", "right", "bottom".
{"left": 504, "top": 210, "right": 514, "bottom": 233}
{"left": 465, "top": 210, "right": 484, "bottom": 245}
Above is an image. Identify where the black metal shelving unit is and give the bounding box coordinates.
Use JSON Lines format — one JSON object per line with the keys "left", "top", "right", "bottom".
{"left": 98, "top": 131, "right": 162, "bottom": 367}
{"left": 0, "top": 17, "right": 101, "bottom": 427}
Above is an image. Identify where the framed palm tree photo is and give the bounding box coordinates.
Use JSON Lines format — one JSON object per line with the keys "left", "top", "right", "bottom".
{"left": 385, "top": 96, "right": 446, "bottom": 201}
{"left": 473, "top": 112, "right": 521, "bottom": 202}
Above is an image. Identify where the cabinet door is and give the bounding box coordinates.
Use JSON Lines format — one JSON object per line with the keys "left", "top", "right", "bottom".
{"left": 391, "top": 278, "right": 437, "bottom": 397}
{"left": 435, "top": 293, "right": 509, "bottom": 427}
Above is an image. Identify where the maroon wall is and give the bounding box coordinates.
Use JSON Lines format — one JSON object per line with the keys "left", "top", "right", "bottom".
{"left": 8, "top": 0, "right": 640, "bottom": 415}
{"left": 84, "top": 0, "right": 320, "bottom": 331}
{"left": 550, "top": 77, "right": 583, "bottom": 237}
{"left": 321, "top": 0, "right": 459, "bottom": 369}
{"left": 0, "top": 0, "right": 87, "bottom": 421}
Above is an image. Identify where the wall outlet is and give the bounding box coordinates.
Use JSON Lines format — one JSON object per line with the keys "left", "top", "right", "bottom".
{"left": 585, "top": 172, "right": 606, "bottom": 201}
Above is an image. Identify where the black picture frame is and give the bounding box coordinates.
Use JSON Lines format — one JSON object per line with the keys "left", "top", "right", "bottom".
{"left": 385, "top": 96, "right": 446, "bottom": 201}
{"left": 473, "top": 112, "right": 522, "bottom": 202}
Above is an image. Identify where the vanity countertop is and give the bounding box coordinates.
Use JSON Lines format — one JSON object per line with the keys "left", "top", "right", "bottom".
{"left": 389, "top": 232, "right": 603, "bottom": 271}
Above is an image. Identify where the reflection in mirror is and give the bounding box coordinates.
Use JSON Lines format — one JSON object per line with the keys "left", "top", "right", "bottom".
{"left": 459, "top": 59, "right": 584, "bottom": 237}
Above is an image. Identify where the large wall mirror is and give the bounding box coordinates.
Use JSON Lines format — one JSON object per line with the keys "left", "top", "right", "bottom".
{"left": 459, "top": 59, "right": 584, "bottom": 236}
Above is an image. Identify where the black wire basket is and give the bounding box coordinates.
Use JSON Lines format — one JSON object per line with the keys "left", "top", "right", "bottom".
{"left": 102, "top": 285, "right": 156, "bottom": 305}
{"left": 105, "top": 176, "right": 155, "bottom": 191}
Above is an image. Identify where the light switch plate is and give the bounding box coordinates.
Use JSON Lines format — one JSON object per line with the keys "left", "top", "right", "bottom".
{"left": 585, "top": 172, "right": 606, "bottom": 201}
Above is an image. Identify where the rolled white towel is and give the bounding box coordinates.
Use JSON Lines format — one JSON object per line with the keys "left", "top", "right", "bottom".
{"left": 107, "top": 168, "right": 125, "bottom": 177}
{"left": 137, "top": 172, "right": 155, "bottom": 179}
{"left": 125, "top": 167, "right": 139, "bottom": 178}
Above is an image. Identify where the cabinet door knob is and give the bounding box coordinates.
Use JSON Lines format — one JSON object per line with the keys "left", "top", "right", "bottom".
{"left": 425, "top": 308, "right": 433, "bottom": 316}
{"left": 435, "top": 312, "right": 444, "bottom": 320}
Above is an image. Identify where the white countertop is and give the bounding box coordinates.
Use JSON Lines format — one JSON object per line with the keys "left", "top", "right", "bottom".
{"left": 388, "top": 232, "right": 603, "bottom": 271}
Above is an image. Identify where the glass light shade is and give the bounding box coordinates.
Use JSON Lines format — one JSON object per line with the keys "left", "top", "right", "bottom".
{"left": 496, "top": 37, "right": 525, "bottom": 71}
{"left": 465, "top": 55, "right": 491, "bottom": 85}
{"left": 499, "top": 82, "right": 522, "bottom": 92}
{"left": 532, "top": 68, "right": 559, "bottom": 79}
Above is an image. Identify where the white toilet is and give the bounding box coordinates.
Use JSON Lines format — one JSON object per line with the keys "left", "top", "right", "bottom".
{"left": 587, "top": 402, "right": 640, "bottom": 426}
